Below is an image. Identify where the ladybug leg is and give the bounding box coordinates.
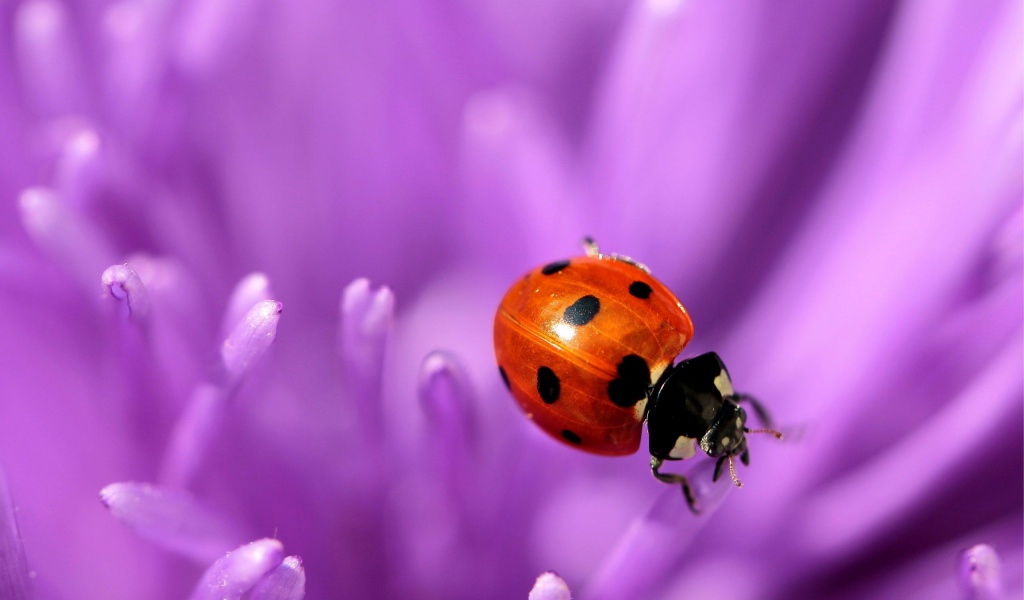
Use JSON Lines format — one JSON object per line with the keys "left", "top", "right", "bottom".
{"left": 735, "top": 393, "right": 776, "bottom": 429}
{"left": 712, "top": 456, "right": 728, "bottom": 483}
{"left": 651, "top": 457, "right": 700, "bottom": 514}
{"left": 740, "top": 448, "right": 750, "bottom": 466}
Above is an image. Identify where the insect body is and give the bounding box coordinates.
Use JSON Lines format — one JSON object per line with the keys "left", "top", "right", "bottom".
{"left": 493, "top": 241, "right": 781, "bottom": 511}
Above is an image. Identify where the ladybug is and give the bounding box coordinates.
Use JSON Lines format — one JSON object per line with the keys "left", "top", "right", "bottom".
{"left": 493, "top": 239, "right": 781, "bottom": 512}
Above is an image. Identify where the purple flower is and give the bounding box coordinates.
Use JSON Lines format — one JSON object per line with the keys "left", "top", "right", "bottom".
{"left": 0, "top": 0, "right": 1020, "bottom": 598}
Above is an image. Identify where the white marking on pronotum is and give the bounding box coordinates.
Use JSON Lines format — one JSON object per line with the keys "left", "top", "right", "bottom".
{"left": 669, "top": 435, "right": 697, "bottom": 459}
{"left": 713, "top": 370, "right": 735, "bottom": 397}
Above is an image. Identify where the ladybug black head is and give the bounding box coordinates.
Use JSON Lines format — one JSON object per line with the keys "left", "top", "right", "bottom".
{"left": 699, "top": 402, "right": 748, "bottom": 458}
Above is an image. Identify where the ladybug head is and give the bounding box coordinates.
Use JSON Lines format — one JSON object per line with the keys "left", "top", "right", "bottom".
{"left": 699, "top": 402, "right": 748, "bottom": 458}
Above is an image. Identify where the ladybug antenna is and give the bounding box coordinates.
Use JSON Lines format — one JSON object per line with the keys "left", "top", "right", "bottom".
{"left": 727, "top": 455, "right": 743, "bottom": 488}
{"left": 744, "top": 427, "right": 784, "bottom": 440}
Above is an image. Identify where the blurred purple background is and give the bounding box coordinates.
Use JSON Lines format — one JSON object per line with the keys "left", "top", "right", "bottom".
{"left": 0, "top": 0, "right": 1020, "bottom": 598}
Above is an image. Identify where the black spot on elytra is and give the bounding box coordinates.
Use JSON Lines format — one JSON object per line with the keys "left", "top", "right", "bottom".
{"left": 498, "top": 366, "right": 511, "bottom": 390}
{"left": 537, "top": 366, "right": 560, "bottom": 404}
{"left": 629, "top": 281, "right": 652, "bottom": 299}
{"left": 541, "top": 260, "right": 570, "bottom": 275}
{"left": 607, "top": 354, "right": 651, "bottom": 407}
{"left": 561, "top": 429, "right": 582, "bottom": 445}
{"left": 563, "top": 295, "right": 600, "bottom": 326}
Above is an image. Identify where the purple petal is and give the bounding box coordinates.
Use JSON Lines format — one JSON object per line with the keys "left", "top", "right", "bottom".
{"left": 798, "top": 334, "right": 1022, "bottom": 557}
{"left": 220, "top": 273, "right": 273, "bottom": 342}
{"left": 18, "top": 186, "right": 115, "bottom": 293}
{"left": 159, "top": 384, "right": 228, "bottom": 488}
{"left": 55, "top": 128, "right": 104, "bottom": 209}
{"left": 221, "top": 299, "right": 283, "bottom": 386}
{"left": 417, "top": 351, "right": 476, "bottom": 485}
{"left": 529, "top": 572, "right": 571, "bottom": 600}
{"left": 174, "top": 0, "right": 259, "bottom": 79}
{"left": 582, "top": 460, "right": 731, "bottom": 600}
{"left": 101, "top": 264, "right": 150, "bottom": 324}
{"left": 339, "top": 278, "right": 394, "bottom": 435}
{"left": 247, "top": 556, "right": 306, "bottom": 600}
{"left": 100, "top": 0, "right": 168, "bottom": 125}
{"left": 99, "top": 481, "right": 245, "bottom": 563}
{"left": 459, "top": 89, "right": 580, "bottom": 265}
{"left": 13, "top": 0, "right": 89, "bottom": 116}
{"left": 959, "top": 544, "right": 1003, "bottom": 600}
{"left": 0, "top": 469, "right": 32, "bottom": 600}
{"left": 189, "top": 538, "right": 284, "bottom": 600}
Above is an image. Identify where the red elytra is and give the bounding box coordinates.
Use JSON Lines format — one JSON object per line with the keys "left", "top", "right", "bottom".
{"left": 493, "top": 254, "right": 693, "bottom": 455}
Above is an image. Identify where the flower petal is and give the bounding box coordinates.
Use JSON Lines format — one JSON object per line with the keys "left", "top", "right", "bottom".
{"left": 189, "top": 538, "right": 284, "bottom": 600}
{"left": 248, "top": 555, "right": 306, "bottom": 600}
{"left": 0, "top": 469, "right": 31, "bottom": 600}
{"left": 959, "top": 544, "right": 1003, "bottom": 600}
{"left": 459, "top": 88, "right": 581, "bottom": 265}
{"left": 220, "top": 272, "right": 273, "bottom": 342}
{"left": 100, "top": 481, "right": 245, "bottom": 563}
{"left": 19, "top": 186, "right": 115, "bottom": 292}
{"left": 102, "top": 263, "right": 151, "bottom": 324}
{"left": 582, "top": 459, "right": 731, "bottom": 600}
{"left": 14, "top": 0, "right": 89, "bottom": 116}
{"left": 418, "top": 351, "right": 476, "bottom": 485}
{"left": 798, "top": 332, "right": 1022, "bottom": 557}
{"left": 339, "top": 278, "right": 393, "bottom": 435}
{"left": 529, "top": 571, "right": 571, "bottom": 600}
{"left": 221, "top": 299, "right": 283, "bottom": 386}
{"left": 159, "top": 383, "right": 228, "bottom": 488}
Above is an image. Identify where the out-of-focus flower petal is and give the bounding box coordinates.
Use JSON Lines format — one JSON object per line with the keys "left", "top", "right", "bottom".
{"left": 55, "top": 128, "right": 104, "bottom": 209}
{"left": 0, "top": 468, "right": 32, "bottom": 600}
{"left": 102, "top": 263, "right": 151, "bottom": 324}
{"left": 459, "top": 88, "right": 581, "bottom": 265}
{"left": 582, "top": 460, "right": 731, "bottom": 600}
{"left": 339, "top": 278, "right": 394, "bottom": 436}
{"left": 529, "top": 571, "right": 571, "bottom": 600}
{"left": 587, "top": 0, "right": 892, "bottom": 294}
{"left": 221, "top": 299, "right": 283, "bottom": 386}
{"left": 221, "top": 272, "right": 272, "bottom": 342}
{"left": 248, "top": 556, "right": 306, "bottom": 600}
{"left": 189, "top": 538, "right": 284, "bottom": 600}
{"left": 418, "top": 351, "right": 476, "bottom": 486}
{"left": 13, "top": 0, "right": 90, "bottom": 116}
{"left": 160, "top": 384, "right": 226, "bottom": 488}
{"left": 798, "top": 332, "right": 1022, "bottom": 557}
{"left": 100, "top": 482, "right": 246, "bottom": 563}
{"left": 19, "top": 186, "right": 115, "bottom": 292}
{"left": 959, "top": 544, "right": 1003, "bottom": 600}
{"left": 174, "top": 0, "right": 259, "bottom": 79}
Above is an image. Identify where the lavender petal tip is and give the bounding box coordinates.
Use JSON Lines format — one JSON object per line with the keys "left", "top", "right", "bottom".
{"left": 99, "top": 481, "right": 244, "bottom": 564}
{"left": 959, "top": 544, "right": 1003, "bottom": 600}
{"left": 101, "top": 264, "right": 150, "bottom": 323}
{"left": 340, "top": 278, "right": 394, "bottom": 351}
{"left": 418, "top": 351, "right": 475, "bottom": 449}
{"left": 221, "top": 299, "right": 283, "bottom": 385}
{"left": 190, "top": 538, "right": 285, "bottom": 600}
{"left": 0, "top": 469, "right": 32, "bottom": 600}
{"left": 529, "top": 572, "right": 572, "bottom": 600}
{"left": 221, "top": 272, "right": 273, "bottom": 341}
{"left": 248, "top": 556, "right": 306, "bottom": 600}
